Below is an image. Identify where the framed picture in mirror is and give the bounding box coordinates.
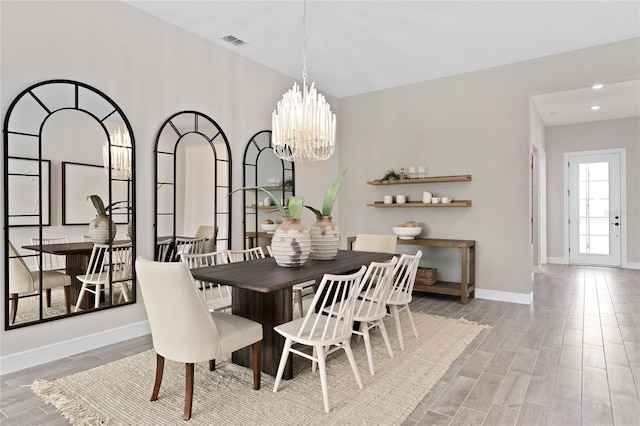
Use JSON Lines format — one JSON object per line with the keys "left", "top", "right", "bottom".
{"left": 7, "top": 157, "right": 51, "bottom": 226}
{"left": 62, "top": 161, "right": 129, "bottom": 225}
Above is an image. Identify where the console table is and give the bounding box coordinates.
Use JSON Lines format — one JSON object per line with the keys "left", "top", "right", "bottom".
{"left": 347, "top": 236, "right": 476, "bottom": 304}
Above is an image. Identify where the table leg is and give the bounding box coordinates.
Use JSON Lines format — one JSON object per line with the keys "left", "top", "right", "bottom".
{"left": 469, "top": 245, "right": 476, "bottom": 299}
{"left": 460, "top": 247, "right": 468, "bottom": 304}
{"left": 231, "top": 287, "right": 294, "bottom": 379}
{"left": 66, "top": 253, "right": 93, "bottom": 310}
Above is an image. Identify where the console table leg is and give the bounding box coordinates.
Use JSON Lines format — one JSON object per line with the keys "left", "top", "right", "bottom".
{"left": 460, "top": 247, "right": 468, "bottom": 304}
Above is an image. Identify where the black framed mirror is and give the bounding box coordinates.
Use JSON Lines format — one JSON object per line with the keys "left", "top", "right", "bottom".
{"left": 242, "top": 130, "right": 295, "bottom": 250}
{"left": 3, "top": 79, "right": 136, "bottom": 329}
{"left": 154, "top": 111, "right": 231, "bottom": 261}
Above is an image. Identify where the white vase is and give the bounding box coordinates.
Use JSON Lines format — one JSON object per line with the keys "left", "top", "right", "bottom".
{"left": 88, "top": 215, "right": 117, "bottom": 243}
{"left": 271, "top": 218, "right": 311, "bottom": 267}
{"left": 309, "top": 216, "right": 340, "bottom": 260}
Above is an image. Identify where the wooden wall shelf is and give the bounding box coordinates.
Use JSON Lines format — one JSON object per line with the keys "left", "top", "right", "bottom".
{"left": 367, "top": 175, "right": 472, "bottom": 185}
{"left": 368, "top": 200, "right": 472, "bottom": 208}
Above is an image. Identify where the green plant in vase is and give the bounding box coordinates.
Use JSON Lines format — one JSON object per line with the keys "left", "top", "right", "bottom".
{"left": 306, "top": 170, "right": 346, "bottom": 260}
{"left": 231, "top": 188, "right": 309, "bottom": 267}
{"left": 87, "top": 195, "right": 120, "bottom": 243}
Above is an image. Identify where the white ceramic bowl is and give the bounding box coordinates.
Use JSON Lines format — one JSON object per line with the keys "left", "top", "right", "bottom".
{"left": 392, "top": 226, "right": 422, "bottom": 240}
{"left": 261, "top": 223, "right": 279, "bottom": 233}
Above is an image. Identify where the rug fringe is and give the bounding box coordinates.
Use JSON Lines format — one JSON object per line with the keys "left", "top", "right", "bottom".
{"left": 424, "top": 313, "right": 490, "bottom": 328}
{"left": 32, "top": 379, "right": 110, "bottom": 426}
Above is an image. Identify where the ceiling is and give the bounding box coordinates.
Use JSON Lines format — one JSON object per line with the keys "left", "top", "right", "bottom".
{"left": 125, "top": 1, "right": 640, "bottom": 125}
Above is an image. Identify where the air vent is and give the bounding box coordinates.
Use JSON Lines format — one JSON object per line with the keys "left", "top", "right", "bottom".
{"left": 221, "top": 34, "right": 245, "bottom": 47}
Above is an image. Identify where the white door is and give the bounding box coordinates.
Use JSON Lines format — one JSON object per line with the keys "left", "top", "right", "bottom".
{"left": 568, "top": 151, "right": 622, "bottom": 266}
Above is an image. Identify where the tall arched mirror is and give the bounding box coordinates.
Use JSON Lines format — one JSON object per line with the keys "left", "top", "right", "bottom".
{"left": 154, "top": 111, "right": 231, "bottom": 261}
{"left": 3, "top": 80, "right": 136, "bottom": 329}
{"left": 242, "top": 130, "right": 295, "bottom": 250}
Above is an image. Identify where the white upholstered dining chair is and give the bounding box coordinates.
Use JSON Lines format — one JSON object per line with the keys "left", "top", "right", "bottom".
{"left": 8, "top": 241, "right": 71, "bottom": 324}
{"left": 352, "top": 233, "right": 397, "bottom": 254}
{"left": 387, "top": 251, "right": 423, "bottom": 350}
{"left": 180, "top": 250, "right": 231, "bottom": 312}
{"left": 273, "top": 266, "right": 367, "bottom": 413}
{"left": 194, "top": 225, "right": 217, "bottom": 253}
{"left": 74, "top": 242, "right": 132, "bottom": 311}
{"left": 135, "top": 258, "right": 263, "bottom": 420}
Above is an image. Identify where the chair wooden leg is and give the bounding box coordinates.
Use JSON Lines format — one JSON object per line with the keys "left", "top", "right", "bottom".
{"left": 63, "top": 286, "right": 71, "bottom": 314}
{"left": 74, "top": 285, "right": 87, "bottom": 312}
{"left": 251, "top": 341, "right": 262, "bottom": 390}
{"left": 9, "top": 294, "right": 18, "bottom": 324}
{"left": 296, "top": 289, "right": 304, "bottom": 318}
{"left": 183, "top": 363, "right": 194, "bottom": 420}
{"left": 151, "top": 354, "right": 165, "bottom": 402}
{"left": 45, "top": 288, "right": 52, "bottom": 307}
{"left": 317, "top": 346, "right": 330, "bottom": 413}
{"left": 390, "top": 305, "right": 404, "bottom": 350}
{"left": 209, "top": 360, "right": 216, "bottom": 371}
{"left": 273, "top": 338, "right": 293, "bottom": 393}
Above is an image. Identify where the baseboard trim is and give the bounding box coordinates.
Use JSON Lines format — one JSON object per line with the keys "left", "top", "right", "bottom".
{"left": 476, "top": 289, "right": 532, "bottom": 305}
{"left": 625, "top": 262, "right": 640, "bottom": 270}
{"left": 547, "top": 257, "right": 568, "bottom": 264}
{"left": 0, "top": 321, "right": 150, "bottom": 375}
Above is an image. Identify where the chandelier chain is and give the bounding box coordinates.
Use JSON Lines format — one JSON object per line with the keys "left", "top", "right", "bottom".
{"left": 302, "top": 0, "right": 307, "bottom": 84}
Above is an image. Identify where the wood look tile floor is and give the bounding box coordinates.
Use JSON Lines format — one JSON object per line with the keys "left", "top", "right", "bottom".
{"left": 1, "top": 264, "right": 639, "bottom": 425}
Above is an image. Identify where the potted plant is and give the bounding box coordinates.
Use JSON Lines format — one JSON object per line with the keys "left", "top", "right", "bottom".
{"left": 87, "top": 195, "right": 130, "bottom": 243}
{"left": 381, "top": 169, "right": 400, "bottom": 183}
{"left": 231, "top": 188, "right": 310, "bottom": 267}
{"left": 305, "top": 170, "right": 346, "bottom": 260}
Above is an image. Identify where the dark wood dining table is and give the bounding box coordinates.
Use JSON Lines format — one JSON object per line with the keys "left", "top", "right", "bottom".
{"left": 190, "top": 249, "right": 392, "bottom": 379}
{"left": 22, "top": 241, "right": 129, "bottom": 310}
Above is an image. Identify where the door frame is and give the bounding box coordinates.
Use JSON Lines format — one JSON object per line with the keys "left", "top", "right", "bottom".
{"left": 563, "top": 148, "right": 627, "bottom": 267}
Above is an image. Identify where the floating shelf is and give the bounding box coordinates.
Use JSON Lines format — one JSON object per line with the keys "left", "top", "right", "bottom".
{"left": 367, "top": 200, "right": 472, "bottom": 207}
{"left": 367, "top": 175, "right": 471, "bottom": 185}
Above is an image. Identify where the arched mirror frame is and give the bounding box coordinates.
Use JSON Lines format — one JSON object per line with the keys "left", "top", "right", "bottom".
{"left": 242, "top": 130, "right": 295, "bottom": 249}
{"left": 154, "top": 111, "right": 232, "bottom": 257}
{"left": 3, "top": 79, "right": 136, "bottom": 329}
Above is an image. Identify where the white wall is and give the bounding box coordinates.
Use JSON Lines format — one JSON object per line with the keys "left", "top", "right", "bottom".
{"left": 337, "top": 39, "right": 640, "bottom": 297}
{"left": 546, "top": 116, "right": 640, "bottom": 264}
{"left": 0, "top": 0, "right": 335, "bottom": 362}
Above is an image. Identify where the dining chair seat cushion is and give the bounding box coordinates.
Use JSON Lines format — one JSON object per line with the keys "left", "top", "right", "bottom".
{"left": 274, "top": 314, "right": 351, "bottom": 347}
{"left": 31, "top": 270, "right": 71, "bottom": 289}
{"left": 211, "top": 311, "right": 263, "bottom": 355}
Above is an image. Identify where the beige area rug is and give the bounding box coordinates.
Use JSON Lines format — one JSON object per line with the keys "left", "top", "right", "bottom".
{"left": 14, "top": 285, "right": 127, "bottom": 324}
{"left": 32, "top": 312, "right": 487, "bottom": 425}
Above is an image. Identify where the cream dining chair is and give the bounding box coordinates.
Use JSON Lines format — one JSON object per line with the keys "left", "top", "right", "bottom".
{"left": 8, "top": 241, "right": 71, "bottom": 324}
{"left": 136, "top": 258, "right": 263, "bottom": 420}
{"left": 387, "top": 251, "right": 423, "bottom": 350}
{"left": 273, "top": 266, "right": 367, "bottom": 414}
{"left": 194, "top": 225, "right": 218, "bottom": 253}
{"left": 180, "top": 250, "right": 231, "bottom": 312}
{"left": 352, "top": 234, "right": 397, "bottom": 254}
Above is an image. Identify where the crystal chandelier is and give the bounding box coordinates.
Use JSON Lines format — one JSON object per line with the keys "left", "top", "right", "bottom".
{"left": 272, "top": 1, "right": 336, "bottom": 163}
{"left": 102, "top": 127, "right": 132, "bottom": 179}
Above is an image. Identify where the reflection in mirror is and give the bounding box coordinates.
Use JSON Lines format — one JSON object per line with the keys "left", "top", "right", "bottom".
{"left": 242, "top": 130, "right": 295, "bottom": 250}
{"left": 154, "top": 111, "right": 231, "bottom": 262}
{"left": 3, "top": 80, "right": 136, "bottom": 329}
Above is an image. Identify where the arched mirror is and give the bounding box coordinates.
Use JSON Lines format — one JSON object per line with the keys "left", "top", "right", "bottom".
{"left": 3, "top": 79, "right": 136, "bottom": 329}
{"left": 242, "top": 130, "right": 295, "bottom": 250}
{"left": 154, "top": 111, "right": 231, "bottom": 261}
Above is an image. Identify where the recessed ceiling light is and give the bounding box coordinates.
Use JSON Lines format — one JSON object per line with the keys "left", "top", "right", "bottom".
{"left": 592, "top": 83, "right": 604, "bottom": 89}
{"left": 590, "top": 105, "right": 601, "bottom": 110}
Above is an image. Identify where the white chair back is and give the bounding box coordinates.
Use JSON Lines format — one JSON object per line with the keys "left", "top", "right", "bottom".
{"left": 83, "top": 242, "right": 133, "bottom": 285}
{"left": 194, "top": 225, "right": 218, "bottom": 253}
{"left": 175, "top": 237, "right": 207, "bottom": 258}
{"left": 227, "top": 247, "right": 265, "bottom": 263}
{"left": 156, "top": 239, "right": 173, "bottom": 262}
{"left": 8, "top": 241, "right": 35, "bottom": 294}
{"left": 30, "top": 236, "right": 69, "bottom": 271}
{"left": 353, "top": 234, "right": 397, "bottom": 254}
{"left": 389, "top": 250, "right": 423, "bottom": 304}
{"left": 355, "top": 257, "right": 398, "bottom": 318}
{"left": 297, "top": 266, "right": 367, "bottom": 342}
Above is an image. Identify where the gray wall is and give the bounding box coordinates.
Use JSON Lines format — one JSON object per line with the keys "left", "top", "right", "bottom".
{"left": 546, "top": 116, "right": 640, "bottom": 263}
